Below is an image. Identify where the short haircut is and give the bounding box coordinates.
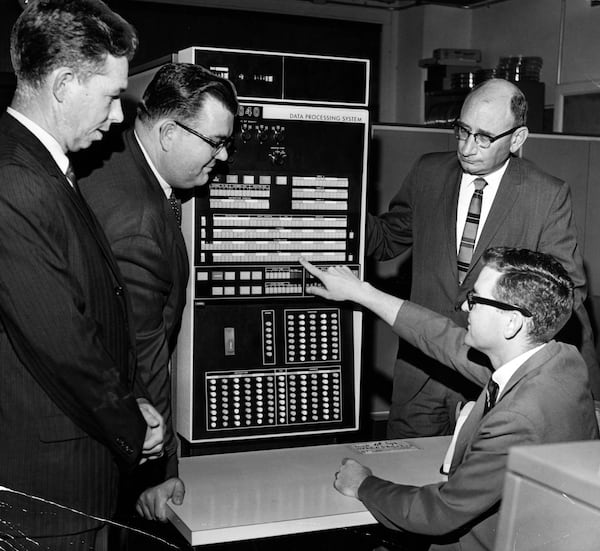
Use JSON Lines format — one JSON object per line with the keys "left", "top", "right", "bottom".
{"left": 483, "top": 247, "right": 574, "bottom": 344}
{"left": 510, "top": 87, "right": 528, "bottom": 127}
{"left": 139, "top": 63, "right": 238, "bottom": 124}
{"left": 10, "top": 0, "right": 138, "bottom": 86}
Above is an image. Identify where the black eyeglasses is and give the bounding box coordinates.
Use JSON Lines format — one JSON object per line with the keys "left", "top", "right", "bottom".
{"left": 466, "top": 290, "right": 533, "bottom": 317}
{"left": 453, "top": 122, "right": 522, "bottom": 149}
{"left": 174, "top": 120, "right": 233, "bottom": 157}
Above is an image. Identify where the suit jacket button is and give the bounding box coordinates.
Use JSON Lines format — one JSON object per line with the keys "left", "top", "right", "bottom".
{"left": 115, "top": 285, "right": 124, "bottom": 296}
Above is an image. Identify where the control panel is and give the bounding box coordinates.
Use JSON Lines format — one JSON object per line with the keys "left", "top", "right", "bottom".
{"left": 132, "top": 47, "right": 369, "bottom": 447}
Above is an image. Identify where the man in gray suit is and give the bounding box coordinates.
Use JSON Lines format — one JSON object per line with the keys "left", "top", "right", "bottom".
{"left": 368, "top": 78, "right": 599, "bottom": 439}
{"left": 301, "top": 248, "right": 598, "bottom": 551}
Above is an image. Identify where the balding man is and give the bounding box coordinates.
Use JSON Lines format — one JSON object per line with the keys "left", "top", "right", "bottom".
{"left": 367, "top": 78, "right": 599, "bottom": 439}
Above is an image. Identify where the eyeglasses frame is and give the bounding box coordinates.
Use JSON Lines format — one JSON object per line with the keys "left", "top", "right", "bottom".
{"left": 173, "top": 120, "right": 233, "bottom": 157}
{"left": 453, "top": 121, "right": 523, "bottom": 149}
{"left": 466, "top": 290, "right": 533, "bottom": 318}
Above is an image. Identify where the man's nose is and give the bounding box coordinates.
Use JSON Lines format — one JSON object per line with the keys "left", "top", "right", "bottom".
{"left": 215, "top": 146, "right": 229, "bottom": 162}
{"left": 109, "top": 98, "right": 124, "bottom": 124}
{"left": 459, "top": 134, "right": 478, "bottom": 156}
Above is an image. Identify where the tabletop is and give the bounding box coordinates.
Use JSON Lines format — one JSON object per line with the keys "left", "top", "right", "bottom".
{"left": 167, "top": 435, "right": 450, "bottom": 546}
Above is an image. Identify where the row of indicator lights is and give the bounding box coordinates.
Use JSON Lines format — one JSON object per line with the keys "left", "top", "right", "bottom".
{"left": 207, "top": 373, "right": 341, "bottom": 395}
{"left": 264, "top": 318, "right": 275, "bottom": 359}
{"left": 198, "top": 269, "right": 306, "bottom": 281}
{"left": 197, "top": 270, "right": 263, "bottom": 281}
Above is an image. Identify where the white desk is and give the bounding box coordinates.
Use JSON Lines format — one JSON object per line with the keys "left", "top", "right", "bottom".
{"left": 167, "top": 436, "right": 450, "bottom": 546}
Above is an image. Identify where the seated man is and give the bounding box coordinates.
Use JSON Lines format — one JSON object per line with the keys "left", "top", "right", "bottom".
{"left": 300, "top": 247, "right": 599, "bottom": 551}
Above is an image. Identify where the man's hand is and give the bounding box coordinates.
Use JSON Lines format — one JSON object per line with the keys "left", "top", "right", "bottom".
{"left": 299, "top": 257, "right": 364, "bottom": 302}
{"left": 300, "top": 257, "right": 405, "bottom": 327}
{"left": 334, "top": 458, "right": 372, "bottom": 499}
{"left": 137, "top": 398, "right": 164, "bottom": 464}
{"left": 136, "top": 477, "right": 186, "bottom": 522}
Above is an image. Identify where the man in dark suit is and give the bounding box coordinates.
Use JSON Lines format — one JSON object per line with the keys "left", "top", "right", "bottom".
{"left": 0, "top": 1, "right": 164, "bottom": 548}
{"left": 79, "top": 63, "right": 238, "bottom": 523}
{"left": 301, "top": 248, "right": 599, "bottom": 551}
{"left": 367, "top": 77, "right": 599, "bottom": 439}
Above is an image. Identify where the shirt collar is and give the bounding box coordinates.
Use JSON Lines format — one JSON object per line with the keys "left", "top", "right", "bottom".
{"left": 7, "top": 106, "right": 70, "bottom": 175}
{"left": 134, "top": 130, "right": 172, "bottom": 198}
{"left": 492, "top": 342, "right": 546, "bottom": 398}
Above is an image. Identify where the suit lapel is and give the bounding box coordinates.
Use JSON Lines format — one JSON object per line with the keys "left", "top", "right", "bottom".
{"left": 495, "top": 341, "right": 556, "bottom": 406}
{"left": 59, "top": 167, "right": 127, "bottom": 289}
{"left": 4, "top": 114, "right": 125, "bottom": 289}
{"left": 444, "top": 165, "right": 463, "bottom": 282}
{"left": 126, "top": 129, "right": 188, "bottom": 256}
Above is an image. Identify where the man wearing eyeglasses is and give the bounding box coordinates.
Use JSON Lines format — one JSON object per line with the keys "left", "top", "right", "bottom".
{"left": 77, "top": 63, "right": 238, "bottom": 528}
{"left": 300, "top": 248, "right": 598, "bottom": 551}
{"left": 367, "top": 77, "right": 598, "bottom": 441}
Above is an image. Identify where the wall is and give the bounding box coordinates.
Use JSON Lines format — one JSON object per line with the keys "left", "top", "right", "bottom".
{"left": 425, "top": 0, "right": 600, "bottom": 122}
{"left": 561, "top": 0, "right": 600, "bottom": 86}
{"left": 471, "top": 0, "right": 562, "bottom": 105}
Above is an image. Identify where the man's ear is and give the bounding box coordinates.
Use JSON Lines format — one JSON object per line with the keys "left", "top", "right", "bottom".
{"left": 159, "top": 120, "right": 177, "bottom": 152}
{"left": 504, "top": 311, "right": 525, "bottom": 340}
{"left": 51, "top": 68, "right": 76, "bottom": 103}
{"left": 510, "top": 126, "right": 529, "bottom": 153}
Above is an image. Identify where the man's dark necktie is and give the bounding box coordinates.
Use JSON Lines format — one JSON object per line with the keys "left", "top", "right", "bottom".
{"left": 169, "top": 190, "right": 182, "bottom": 227}
{"left": 457, "top": 177, "right": 487, "bottom": 285}
{"left": 484, "top": 379, "right": 500, "bottom": 415}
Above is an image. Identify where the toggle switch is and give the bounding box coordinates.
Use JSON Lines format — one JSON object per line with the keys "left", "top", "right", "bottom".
{"left": 224, "top": 327, "right": 235, "bottom": 356}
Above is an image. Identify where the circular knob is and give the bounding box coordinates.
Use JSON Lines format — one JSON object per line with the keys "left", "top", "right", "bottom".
{"left": 273, "top": 127, "right": 286, "bottom": 144}
{"left": 241, "top": 126, "right": 252, "bottom": 142}
{"left": 257, "top": 126, "right": 269, "bottom": 143}
{"left": 268, "top": 150, "right": 287, "bottom": 166}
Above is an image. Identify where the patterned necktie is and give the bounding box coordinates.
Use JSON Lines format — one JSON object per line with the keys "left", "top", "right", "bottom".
{"left": 66, "top": 162, "right": 77, "bottom": 187}
{"left": 169, "top": 190, "right": 181, "bottom": 227}
{"left": 484, "top": 379, "right": 500, "bottom": 415}
{"left": 457, "top": 177, "right": 487, "bottom": 284}
{"left": 66, "top": 162, "right": 86, "bottom": 201}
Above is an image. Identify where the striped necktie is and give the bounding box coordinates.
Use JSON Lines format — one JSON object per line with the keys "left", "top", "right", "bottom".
{"left": 457, "top": 177, "right": 487, "bottom": 284}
